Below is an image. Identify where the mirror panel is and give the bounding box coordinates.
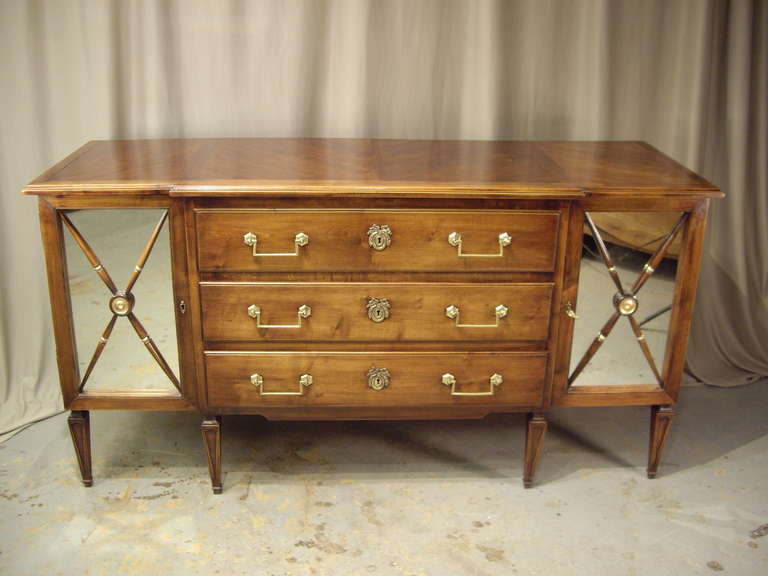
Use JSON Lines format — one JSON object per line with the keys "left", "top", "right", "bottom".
{"left": 63, "top": 209, "right": 180, "bottom": 393}
{"left": 568, "top": 211, "right": 682, "bottom": 388}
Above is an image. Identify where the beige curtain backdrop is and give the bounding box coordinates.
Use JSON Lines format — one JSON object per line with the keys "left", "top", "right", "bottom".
{"left": 1, "top": 0, "right": 765, "bottom": 436}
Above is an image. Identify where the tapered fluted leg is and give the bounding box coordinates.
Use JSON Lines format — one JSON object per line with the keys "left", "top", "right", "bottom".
{"left": 647, "top": 405, "right": 674, "bottom": 479}
{"left": 523, "top": 413, "right": 547, "bottom": 488}
{"left": 67, "top": 410, "right": 93, "bottom": 487}
{"left": 201, "top": 415, "right": 222, "bottom": 494}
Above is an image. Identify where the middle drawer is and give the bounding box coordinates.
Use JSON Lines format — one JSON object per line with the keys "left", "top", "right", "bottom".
{"left": 200, "top": 283, "right": 553, "bottom": 342}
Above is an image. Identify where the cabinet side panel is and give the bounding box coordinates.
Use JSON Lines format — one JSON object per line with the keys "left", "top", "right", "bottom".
{"left": 38, "top": 197, "right": 79, "bottom": 406}
{"left": 661, "top": 200, "right": 710, "bottom": 401}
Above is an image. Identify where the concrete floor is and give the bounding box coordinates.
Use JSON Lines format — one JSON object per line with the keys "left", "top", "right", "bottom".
{"left": 1, "top": 384, "right": 767, "bottom": 575}
{"left": 1, "top": 213, "right": 766, "bottom": 574}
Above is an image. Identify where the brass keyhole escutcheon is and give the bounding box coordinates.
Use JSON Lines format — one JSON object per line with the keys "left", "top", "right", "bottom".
{"left": 366, "top": 298, "right": 391, "bottom": 323}
{"left": 367, "top": 367, "right": 390, "bottom": 391}
{"left": 367, "top": 224, "right": 392, "bottom": 251}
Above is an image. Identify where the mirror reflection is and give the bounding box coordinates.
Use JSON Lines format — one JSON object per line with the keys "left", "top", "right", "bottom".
{"left": 63, "top": 209, "right": 180, "bottom": 393}
{"left": 569, "top": 212, "right": 683, "bottom": 388}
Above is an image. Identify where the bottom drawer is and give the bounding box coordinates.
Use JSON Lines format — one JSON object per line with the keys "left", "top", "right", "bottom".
{"left": 205, "top": 352, "right": 547, "bottom": 408}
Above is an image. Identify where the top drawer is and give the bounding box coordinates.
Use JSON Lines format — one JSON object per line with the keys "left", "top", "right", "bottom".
{"left": 196, "top": 210, "right": 559, "bottom": 273}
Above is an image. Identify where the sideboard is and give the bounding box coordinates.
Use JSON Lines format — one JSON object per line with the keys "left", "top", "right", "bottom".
{"left": 24, "top": 138, "right": 722, "bottom": 493}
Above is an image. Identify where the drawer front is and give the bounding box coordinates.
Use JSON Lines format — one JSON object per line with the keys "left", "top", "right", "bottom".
{"left": 205, "top": 352, "right": 547, "bottom": 407}
{"left": 200, "top": 283, "right": 553, "bottom": 342}
{"left": 196, "top": 210, "right": 559, "bottom": 272}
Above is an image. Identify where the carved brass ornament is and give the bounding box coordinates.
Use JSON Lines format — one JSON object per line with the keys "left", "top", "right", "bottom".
{"left": 243, "top": 231, "right": 309, "bottom": 257}
{"left": 250, "top": 372, "right": 313, "bottom": 396}
{"left": 367, "top": 367, "right": 390, "bottom": 391}
{"left": 441, "top": 372, "right": 503, "bottom": 396}
{"left": 367, "top": 224, "right": 392, "bottom": 251}
{"left": 445, "top": 304, "right": 508, "bottom": 328}
{"left": 366, "top": 298, "right": 391, "bottom": 322}
{"left": 448, "top": 231, "right": 512, "bottom": 258}
{"left": 247, "top": 304, "right": 311, "bottom": 328}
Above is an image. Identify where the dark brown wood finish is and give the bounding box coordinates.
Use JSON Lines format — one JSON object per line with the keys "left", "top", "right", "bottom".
{"left": 523, "top": 413, "right": 547, "bottom": 488}
{"left": 27, "top": 138, "right": 721, "bottom": 492}
{"left": 24, "top": 139, "right": 720, "bottom": 198}
{"left": 196, "top": 209, "right": 559, "bottom": 272}
{"left": 38, "top": 198, "right": 80, "bottom": 407}
{"left": 204, "top": 352, "right": 548, "bottom": 409}
{"left": 201, "top": 415, "right": 222, "bottom": 494}
{"left": 199, "top": 283, "right": 553, "bottom": 343}
{"left": 67, "top": 410, "right": 92, "bottom": 487}
{"left": 647, "top": 405, "right": 675, "bottom": 478}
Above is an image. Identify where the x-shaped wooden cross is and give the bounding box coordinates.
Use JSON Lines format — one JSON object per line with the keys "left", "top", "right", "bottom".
{"left": 568, "top": 212, "right": 689, "bottom": 387}
{"left": 61, "top": 211, "right": 180, "bottom": 393}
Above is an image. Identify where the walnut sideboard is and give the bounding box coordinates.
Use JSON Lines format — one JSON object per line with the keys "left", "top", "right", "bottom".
{"left": 25, "top": 138, "right": 722, "bottom": 493}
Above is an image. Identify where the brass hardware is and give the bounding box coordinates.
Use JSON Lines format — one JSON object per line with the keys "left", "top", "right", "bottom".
{"left": 563, "top": 301, "right": 578, "bottom": 319}
{"left": 243, "top": 231, "right": 309, "bottom": 257}
{"left": 366, "top": 298, "right": 391, "bottom": 322}
{"left": 445, "top": 304, "right": 508, "bottom": 328}
{"left": 109, "top": 294, "right": 133, "bottom": 316}
{"left": 367, "top": 368, "right": 390, "bottom": 391}
{"left": 447, "top": 231, "right": 512, "bottom": 258}
{"left": 367, "top": 224, "right": 392, "bottom": 251}
{"left": 250, "top": 372, "right": 313, "bottom": 396}
{"left": 441, "top": 372, "right": 503, "bottom": 396}
{"left": 613, "top": 293, "right": 639, "bottom": 316}
{"left": 179, "top": 300, "right": 186, "bottom": 314}
{"left": 247, "top": 304, "right": 312, "bottom": 328}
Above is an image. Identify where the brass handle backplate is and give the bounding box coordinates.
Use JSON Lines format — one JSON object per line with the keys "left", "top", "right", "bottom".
{"left": 247, "top": 304, "right": 311, "bottom": 328}
{"left": 447, "top": 231, "right": 511, "bottom": 258}
{"left": 243, "top": 231, "right": 309, "bottom": 257}
{"left": 445, "top": 304, "right": 508, "bottom": 328}
{"left": 442, "top": 372, "right": 503, "bottom": 396}
{"left": 250, "top": 372, "right": 313, "bottom": 396}
{"left": 367, "top": 224, "right": 392, "bottom": 251}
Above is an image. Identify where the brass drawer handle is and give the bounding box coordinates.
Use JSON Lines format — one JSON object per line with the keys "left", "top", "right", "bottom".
{"left": 367, "top": 224, "right": 392, "bottom": 251}
{"left": 445, "top": 304, "right": 508, "bottom": 328}
{"left": 247, "top": 304, "right": 311, "bottom": 328}
{"left": 447, "top": 231, "right": 511, "bottom": 258}
{"left": 243, "top": 231, "right": 309, "bottom": 257}
{"left": 442, "top": 372, "right": 503, "bottom": 396}
{"left": 250, "top": 372, "right": 313, "bottom": 396}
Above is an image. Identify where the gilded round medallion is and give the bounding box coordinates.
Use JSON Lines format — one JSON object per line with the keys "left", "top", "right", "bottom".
{"left": 109, "top": 294, "right": 134, "bottom": 316}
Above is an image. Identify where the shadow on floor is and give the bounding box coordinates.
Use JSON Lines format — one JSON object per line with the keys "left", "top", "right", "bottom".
{"left": 91, "top": 381, "right": 768, "bottom": 488}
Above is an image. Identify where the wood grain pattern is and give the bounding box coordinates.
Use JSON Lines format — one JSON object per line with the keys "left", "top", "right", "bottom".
{"left": 26, "top": 138, "right": 722, "bottom": 492}
{"left": 38, "top": 198, "right": 80, "bottom": 407}
{"left": 196, "top": 209, "right": 559, "bottom": 272}
{"left": 660, "top": 200, "right": 710, "bottom": 402}
{"left": 200, "top": 283, "right": 553, "bottom": 343}
{"left": 24, "top": 139, "right": 722, "bottom": 199}
{"left": 204, "top": 352, "right": 548, "bottom": 409}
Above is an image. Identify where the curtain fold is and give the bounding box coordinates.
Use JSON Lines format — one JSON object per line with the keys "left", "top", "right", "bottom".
{"left": 1, "top": 0, "right": 765, "bottom": 435}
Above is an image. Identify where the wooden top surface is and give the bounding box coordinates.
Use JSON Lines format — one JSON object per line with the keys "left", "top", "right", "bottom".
{"left": 24, "top": 138, "right": 721, "bottom": 199}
